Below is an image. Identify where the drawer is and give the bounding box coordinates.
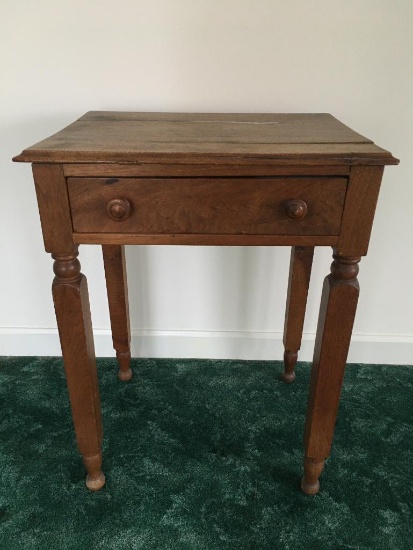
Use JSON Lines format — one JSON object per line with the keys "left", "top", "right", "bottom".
{"left": 67, "top": 177, "right": 347, "bottom": 235}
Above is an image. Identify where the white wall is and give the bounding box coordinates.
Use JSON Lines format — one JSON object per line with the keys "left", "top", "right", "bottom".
{"left": 1, "top": 0, "right": 412, "bottom": 364}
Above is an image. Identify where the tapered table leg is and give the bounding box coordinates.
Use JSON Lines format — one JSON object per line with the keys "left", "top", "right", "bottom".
{"left": 281, "top": 246, "right": 314, "bottom": 383}
{"left": 301, "top": 252, "right": 360, "bottom": 494}
{"left": 52, "top": 247, "right": 105, "bottom": 491}
{"left": 102, "top": 245, "right": 132, "bottom": 381}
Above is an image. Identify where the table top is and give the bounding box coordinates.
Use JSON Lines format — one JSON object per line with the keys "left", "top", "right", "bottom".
{"left": 13, "top": 112, "right": 398, "bottom": 166}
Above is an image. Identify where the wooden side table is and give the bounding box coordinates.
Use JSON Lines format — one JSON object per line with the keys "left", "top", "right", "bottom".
{"left": 14, "top": 112, "right": 398, "bottom": 494}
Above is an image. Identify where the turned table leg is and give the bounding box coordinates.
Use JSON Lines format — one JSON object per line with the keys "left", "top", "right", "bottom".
{"left": 281, "top": 246, "right": 314, "bottom": 383}
{"left": 301, "top": 252, "right": 360, "bottom": 495}
{"left": 102, "top": 245, "right": 132, "bottom": 381}
{"left": 52, "top": 247, "right": 105, "bottom": 491}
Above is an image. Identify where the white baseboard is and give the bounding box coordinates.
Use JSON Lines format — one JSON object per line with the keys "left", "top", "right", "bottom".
{"left": 0, "top": 328, "right": 412, "bottom": 365}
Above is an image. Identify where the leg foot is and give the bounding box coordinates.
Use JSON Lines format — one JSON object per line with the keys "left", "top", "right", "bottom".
{"left": 301, "top": 457, "right": 324, "bottom": 495}
{"left": 281, "top": 350, "right": 297, "bottom": 383}
{"left": 118, "top": 369, "right": 133, "bottom": 382}
{"left": 116, "top": 350, "right": 132, "bottom": 381}
{"left": 86, "top": 472, "right": 106, "bottom": 491}
{"left": 84, "top": 452, "right": 106, "bottom": 491}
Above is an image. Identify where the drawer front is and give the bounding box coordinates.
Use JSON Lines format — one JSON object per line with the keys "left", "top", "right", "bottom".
{"left": 67, "top": 177, "right": 347, "bottom": 235}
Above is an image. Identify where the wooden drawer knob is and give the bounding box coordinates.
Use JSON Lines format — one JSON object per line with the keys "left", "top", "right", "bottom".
{"left": 285, "top": 199, "right": 307, "bottom": 220}
{"left": 106, "top": 198, "right": 131, "bottom": 222}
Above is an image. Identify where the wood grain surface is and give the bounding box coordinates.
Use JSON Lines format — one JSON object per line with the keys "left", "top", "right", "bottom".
{"left": 63, "top": 163, "right": 351, "bottom": 178}
{"left": 32, "top": 164, "right": 74, "bottom": 254}
{"left": 52, "top": 249, "right": 105, "bottom": 491}
{"left": 338, "top": 165, "right": 384, "bottom": 256}
{"left": 13, "top": 112, "right": 398, "bottom": 165}
{"left": 67, "top": 177, "right": 347, "bottom": 236}
{"left": 282, "top": 246, "right": 315, "bottom": 383}
{"left": 72, "top": 233, "right": 339, "bottom": 246}
{"left": 102, "top": 245, "right": 132, "bottom": 381}
{"left": 302, "top": 254, "right": 361, "bottom": 494}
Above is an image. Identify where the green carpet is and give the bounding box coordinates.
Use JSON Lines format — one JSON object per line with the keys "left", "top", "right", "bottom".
{"left": 0, "top": 357, "right": 412, "bottom": 549}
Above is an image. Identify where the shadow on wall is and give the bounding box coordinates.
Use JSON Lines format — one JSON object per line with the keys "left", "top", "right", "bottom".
{"left": 125, "top": 246, "right": 292, "bottom": 354}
